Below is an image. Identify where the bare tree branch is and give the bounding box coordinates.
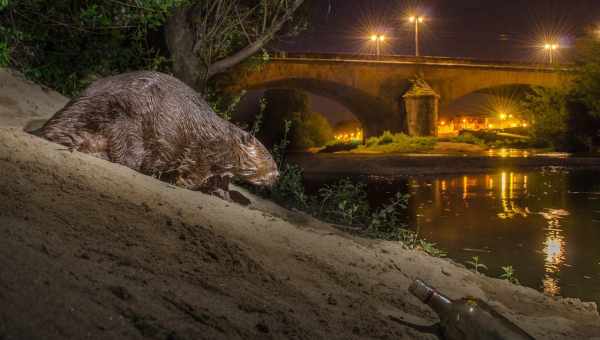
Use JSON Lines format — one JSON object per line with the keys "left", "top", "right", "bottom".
{"left": 166, "top": 0, "right": 305, "bottom": 90}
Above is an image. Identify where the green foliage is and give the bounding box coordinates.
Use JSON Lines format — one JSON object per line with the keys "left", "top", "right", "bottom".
{"left": 522, "top": 87, "right": 570, "bottom": 148}
{"left": 317, "top": 179, "right": 370, "bottom": 226}
{"left": 0, "top": 0, "right": 7, "bottom": 10}
{"left": 270, "top": 163, "right": 308, "bottom": 208}
{"left": 466, "top": 256, "right": 488, "bottom": 274}
{"left": 268, "top": 119, "right": 309, "bottom": 208}
{"left": 367, "top": 193, "right": 409, "bottom": 239}
{"left": 0, "top": 0, "right": 186, "bottom": 95}
{"left": 206, "top": 89, "right": 246, "bottom": 121}
{"left": 319, "top": 139, "right": 361, "bottom": 153}
{"left": 272, "top": 119, "right": 292, "bottom": 169}
{"left": 359, "top": 132, "right": 437, "bottom": 153}
{"left": 416, "top": 239, "right": 447, "bottom": 257}
{"left": 573, "top": 36, "right": 600, "bottom": 119}
{"left": 519, "top": 35, "right": 600, "bottom": 152}
{"left": 447, "top": 132, "right": 487, "bottom": 147}
{"left": 0, "top": 41, "right": 8, "bottom": 67}
{"left": 250, "top": 97, "right": 267, "bottom": 136}
{"left": 254, "top": 89, "right": 333, "bottom": 149}
{"left": 499, "top": 265, "right": 520, "bottom": 284}
{"left": 264, "top": 163, "right": 446, "bottom": 256}
{"left": 291, "top": 111, "right": 334, "bottom": 149}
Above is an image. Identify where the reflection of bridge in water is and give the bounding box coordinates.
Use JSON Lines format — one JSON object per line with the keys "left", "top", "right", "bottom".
{"left": 223, "top": 53, "right": 573, "bottom": 137}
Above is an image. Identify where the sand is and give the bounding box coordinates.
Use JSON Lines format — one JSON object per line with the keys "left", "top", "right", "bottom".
{"left": 0, "top": 69, "right": 68, "bottom": 130}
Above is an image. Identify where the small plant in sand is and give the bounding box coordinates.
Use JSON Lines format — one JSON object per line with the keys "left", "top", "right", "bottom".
{"left": 367, "top": 192, "right": 409, "bottom": 239}
{"left": 317, "top": 178, "right": 370, "bottom": 226}
{"left": 499, "top": 265, "right": 520, "bottom": 284}
{"left": 417, "top": 239, "right": 447, "bottom": 258}
{"left": 466, "top": 256, "right": 488, "bottom": 274}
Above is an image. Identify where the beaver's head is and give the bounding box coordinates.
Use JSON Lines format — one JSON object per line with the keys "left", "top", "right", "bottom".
{"left": 233, "top": 132, "right": 279, "bottom": 187}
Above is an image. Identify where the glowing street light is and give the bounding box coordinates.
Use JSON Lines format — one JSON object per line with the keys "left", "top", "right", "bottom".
{"left": 409, "top": 15, "right": 425, "bottom": 56}
{"left": 544, "top": 43, "right": 559, "bottom": 64}
{"left": 370, "top": 34, "right": 386, "bottom": 56}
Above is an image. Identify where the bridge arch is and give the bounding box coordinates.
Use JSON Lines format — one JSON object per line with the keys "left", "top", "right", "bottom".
{"left": 228, "top": 78, "right": 405, "bottom": 138}
{"left": 441, "top": 84, "right": 538, "bottom": 117}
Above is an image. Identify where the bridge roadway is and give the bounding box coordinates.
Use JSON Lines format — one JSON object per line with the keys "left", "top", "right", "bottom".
{"left": 223, "top": 52, "right": 572, "bottom": 137}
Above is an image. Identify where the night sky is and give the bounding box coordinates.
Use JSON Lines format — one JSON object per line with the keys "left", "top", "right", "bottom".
{"left": 279, "top": 0, "right": 600, "bottom": 62}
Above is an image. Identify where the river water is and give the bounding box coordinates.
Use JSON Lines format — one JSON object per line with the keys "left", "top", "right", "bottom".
{"left": 304, "top": 167, "right": 600, "bottom": 304}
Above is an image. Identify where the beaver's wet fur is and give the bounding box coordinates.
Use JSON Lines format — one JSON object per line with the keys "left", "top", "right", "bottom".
{"left": 35, "top": 71, "right": 278, "bottom": 196}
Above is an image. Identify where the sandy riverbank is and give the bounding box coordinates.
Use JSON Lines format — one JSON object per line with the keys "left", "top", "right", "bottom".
{"left": 1, "top": 128, "right": 600, "bottom": 339}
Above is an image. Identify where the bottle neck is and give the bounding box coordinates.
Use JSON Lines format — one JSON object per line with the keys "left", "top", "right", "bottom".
{"left": 409, "top": 279, "right": 453, "bottom": 316}
{"left": 426, "top": 291, "right": 453, "bottom": 316}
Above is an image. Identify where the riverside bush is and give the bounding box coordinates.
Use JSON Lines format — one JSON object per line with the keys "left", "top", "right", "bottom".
{"left": 446, "top": 133, "right": 487, "bottom": 146}
{"left": 317, "top": 179, "right": 370, "bottom": 226}
{"left": 359, "top": 132, "right": 437, "bottom": 153}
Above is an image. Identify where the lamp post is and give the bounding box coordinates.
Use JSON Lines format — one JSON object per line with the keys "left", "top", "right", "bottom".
{"left": 544, "top": 43, "right": 559, "bottom": 64}
{"left": 409, "top": 16, "right": 425, "bottom": 56}
{"left": 370, "top": 34, "right": 385, "bottom": 56}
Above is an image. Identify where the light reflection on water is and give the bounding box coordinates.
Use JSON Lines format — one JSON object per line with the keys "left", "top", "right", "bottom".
{"left": 304, "top": 169, "right": 600, "bottom": 303}
{"left": 408, "top": 169, "right": 600, "bottom": 303}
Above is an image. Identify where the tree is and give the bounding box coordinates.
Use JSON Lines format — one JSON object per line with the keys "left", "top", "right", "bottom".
{"left": 0, "top": 0, "right": 186, "bottom": 95}
{"left": 165, "top": 0, "right": 306, "bottom": 90}
{"left": 291, "top": 111, "right": 334, "bottom": 149}
{"left": 522, "top": 87, "right": 570, "bottom": 149}
{"left": 0, "top": 0, "right": 309, "bottom": 95}
{"left": 572, "top": 35, "right": 600, "bottom": 119}
{"left": 521, "top": 31, "right": 600, "bottom": 152}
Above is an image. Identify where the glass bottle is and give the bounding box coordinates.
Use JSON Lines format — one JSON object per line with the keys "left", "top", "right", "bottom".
{"left": 409, "top": 279, "right": 535, "bottom": 340}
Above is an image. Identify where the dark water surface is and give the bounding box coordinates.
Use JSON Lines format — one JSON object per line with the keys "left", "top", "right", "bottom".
{"left": 304, "top": 168, "right": 600, "bottom": 304}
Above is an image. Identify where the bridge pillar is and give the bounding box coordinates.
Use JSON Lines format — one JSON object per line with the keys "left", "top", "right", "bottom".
{"left": 403, "top": 78, "right": 440, "bottom": 137}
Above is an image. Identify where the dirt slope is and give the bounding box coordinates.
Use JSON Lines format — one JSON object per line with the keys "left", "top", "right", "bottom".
{"left": 0, "top": 128, "right": 599, "bottom": 340}
{"left": 0, "top": 69, "right": 68, "bottom": 129}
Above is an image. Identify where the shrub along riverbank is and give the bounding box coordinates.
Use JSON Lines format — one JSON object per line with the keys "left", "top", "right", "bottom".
{"left": 319, "top": 130, "right": 534, "bottom": 155}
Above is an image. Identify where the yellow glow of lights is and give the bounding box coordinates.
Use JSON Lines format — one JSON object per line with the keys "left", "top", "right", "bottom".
{"left": 500, "top": 113, "right": 507, "bottom": 120}
{"left": 334, "top": 129, "right": 363, "bottom": 142}
{"left": 370, "top": 34, "right": 385, "bottom": 41}
{"left": 488, "top": 124, "right": 494, "bottom": 128}
{"left": 409, "top": 16, "right": 425, "bottom": 23}
{"left": 544, "top": 43, "right": 559, "bottom": 50}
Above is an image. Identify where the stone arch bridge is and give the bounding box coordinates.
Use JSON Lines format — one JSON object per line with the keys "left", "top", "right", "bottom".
{"left": 220, "top": 53, "right": 572, "bottom": 137}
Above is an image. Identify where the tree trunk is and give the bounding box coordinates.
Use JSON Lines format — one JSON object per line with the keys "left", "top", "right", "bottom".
{"left": 165, "top": 0, "right": 304, "bottom": 91}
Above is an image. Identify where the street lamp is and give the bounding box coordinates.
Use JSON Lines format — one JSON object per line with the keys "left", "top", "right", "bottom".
{"left": 370, "top": 34, "right": 385, "bottom": 57}
{"left": 409, "top": 15, "right": 425, "bottom": 56}
{"left": 544, "top": 43, "right": 559, "bottom": 64}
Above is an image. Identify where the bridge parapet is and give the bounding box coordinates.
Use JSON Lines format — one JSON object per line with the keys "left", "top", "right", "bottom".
{"left": 270, "top": 52, "right": 571, "bottom": 72}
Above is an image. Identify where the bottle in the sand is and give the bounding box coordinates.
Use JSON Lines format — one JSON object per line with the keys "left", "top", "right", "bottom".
{"left": 409, "top": 279, "right": 535, "bottom": 340}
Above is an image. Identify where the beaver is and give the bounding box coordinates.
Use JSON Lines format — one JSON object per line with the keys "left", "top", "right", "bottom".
{"left": 34, "top": 71, "right": 278, "bottom": 198}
